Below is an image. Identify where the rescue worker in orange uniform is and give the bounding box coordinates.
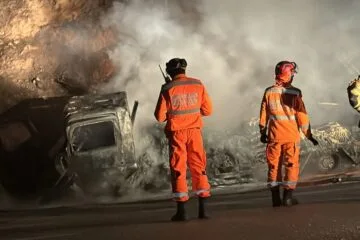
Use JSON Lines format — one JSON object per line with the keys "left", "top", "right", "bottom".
{"left": 154, "top": 58, "right": 212, "bottom": 221}
{"left": 259, "top": 61, "right": 319, "bottom": 207}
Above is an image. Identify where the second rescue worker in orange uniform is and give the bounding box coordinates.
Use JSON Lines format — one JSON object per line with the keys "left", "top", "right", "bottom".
{"left": 154, "top": 58, "right": 212, "bottom": 221}
{"left": 259, "top": 61, "right": 319, "bottom": 207}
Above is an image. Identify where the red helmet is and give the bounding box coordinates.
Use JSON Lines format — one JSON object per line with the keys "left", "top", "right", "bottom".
{"left": 275, "top": 61, "right": 298, "bottom": 82}
{"left": 275, "top": 61, "right": 297, "bottom": 75}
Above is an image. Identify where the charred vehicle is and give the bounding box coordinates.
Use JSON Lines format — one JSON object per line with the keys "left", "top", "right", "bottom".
{"left": 0, "top": 92, "right": 138, "bottom": 202}
{"left": 202, "top": 119, "right": 360, "bottom": 186}
{"left": 127, "top": 114, "right": 360, "bottom": 194}
{"left": 129, "top": 119, "right": 360, "bottom": 192}
{"left": 62, "top": 92, "right": 138, "bottom": 198}
{"left": 306, "top": 122, "right": 360, "bottom": 173}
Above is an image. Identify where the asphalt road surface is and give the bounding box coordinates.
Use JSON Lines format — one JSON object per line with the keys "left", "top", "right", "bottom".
{"left": 1, "top": 181, "right": 360, "bottom": 240}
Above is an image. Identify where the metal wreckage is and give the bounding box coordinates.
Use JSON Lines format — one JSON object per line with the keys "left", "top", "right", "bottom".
{"left": 203, "top": 118, "right": 360, "bottom": 186}
{"left": 0, "top": 92, "right": 139, "bottom": 203}
{"left": 130, "top": 117, "right": 360, "bottom": 191}
{"left": 1, "top": 92, "right": 360, "bottom": 204}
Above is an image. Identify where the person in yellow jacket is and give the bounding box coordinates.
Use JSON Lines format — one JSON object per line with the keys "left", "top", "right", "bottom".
{"left": 259, "top": 61, "right": 319, "bottom": 207}
{"left": 347, "top": 75, "right": 360, "bottom": 128}
{"left": 347, "top": 75, "right": 360, "bottom": 113}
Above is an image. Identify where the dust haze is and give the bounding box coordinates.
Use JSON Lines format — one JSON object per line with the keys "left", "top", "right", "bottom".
{"left": 102, "top": 0, "right": 360, "bottom": 135}
{"left": 2, "top": 0, "right": 360, "bottom": 204}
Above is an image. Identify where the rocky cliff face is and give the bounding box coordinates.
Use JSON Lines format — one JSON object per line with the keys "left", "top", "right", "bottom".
{"left": 0, "top": 0, "right": 121, "bottom": 112}
{"left": 0, "top": 0, "right": 202, "bottom": 113}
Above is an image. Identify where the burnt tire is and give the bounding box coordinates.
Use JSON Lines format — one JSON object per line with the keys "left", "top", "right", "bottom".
{"left": 317, "top": 153, "right": 340, "bottom": 173}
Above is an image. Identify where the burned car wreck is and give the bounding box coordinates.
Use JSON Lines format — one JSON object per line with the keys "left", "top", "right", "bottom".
{"left": 204, "top": 118, "right": 360, "bottom": 186}
{"left": 132, "top": 118, "right": 360, "bottom": 192}
{"left": 63, "top": 92, "right": 138, "bottom": 198}
{"left": 0, "top": 91, "right": 139, "bottom": 203}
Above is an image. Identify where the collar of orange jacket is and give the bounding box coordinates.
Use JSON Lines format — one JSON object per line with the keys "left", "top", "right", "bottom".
{"left": 275, "top": 77, "right": 293, "bottom": 87}
{"left": 274, "top": 79, "right": 293, "bottom": 88}
{"left": 172, "top": 74, "right": 187, "bottom": 80}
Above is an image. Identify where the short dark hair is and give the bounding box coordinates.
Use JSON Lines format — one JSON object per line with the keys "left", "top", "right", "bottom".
{"left": 167, "top": 68, "right": 185, "bottom": 78}
{"left": 166, "top": 58, "right": 187, "bottom": 72}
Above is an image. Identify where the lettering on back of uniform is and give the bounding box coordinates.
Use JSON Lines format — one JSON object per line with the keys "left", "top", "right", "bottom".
{"left": 171, "top": 93, "right": 199, "bottom": 108}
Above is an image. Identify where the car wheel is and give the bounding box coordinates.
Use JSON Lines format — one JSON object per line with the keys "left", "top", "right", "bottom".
{"left": 317, "top": 154, "right": 339, "bottom": 172}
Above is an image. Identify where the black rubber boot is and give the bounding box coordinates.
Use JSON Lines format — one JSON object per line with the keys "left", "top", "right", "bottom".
{"left": 171, "top": 201, "right": 187, "bottom": 221}
{"left": 271, "top": 186, "right": 282, "bottom": 207}
{"left": 282, "top": 189, "right": 299, "bottom": 207}
{"left": 198, "top": 197, "right": 210, "bottom": 219}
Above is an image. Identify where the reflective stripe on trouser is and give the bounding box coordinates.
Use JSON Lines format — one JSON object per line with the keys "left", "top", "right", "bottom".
{"left": 266, "top": 142, "right": 300, "bottom": 190}
{"left": 168, "top": 128, "right": 211, "bottom": 202}
{"left": 172, "top": 192, "right": 188, "bottom": 201}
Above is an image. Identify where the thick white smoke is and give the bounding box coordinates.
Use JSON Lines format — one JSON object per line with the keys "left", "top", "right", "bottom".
{"left": 3, "top": 0, "right": 360, "bottom": 203}
{"left": 103, "top": 0, "right": 360, "bottom": 131}
{"left": 99, "top": 0, "right": 360, "bottom": 160}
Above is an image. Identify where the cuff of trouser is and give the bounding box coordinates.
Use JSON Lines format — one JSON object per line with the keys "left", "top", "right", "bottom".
{"left": 172, "top": 192, "right": 189, "bottom": 202}
{"left": 267, "top": 181, "right": 280, "bottom": 188}
{"left": 267, "top": 181, "right": 297, "bottom": 189}
{"left": 195, "top": 189, "right": 211, "bottom": 198}
{"left": 282, "top": 181, "right": 297, "bottom": 190}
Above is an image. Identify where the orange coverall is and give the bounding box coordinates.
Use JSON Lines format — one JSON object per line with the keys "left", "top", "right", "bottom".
{"left": 154, "top": 74, "right": 212, "bottom": 202}
{"left": 259, "top": 79, "right": 312, "bottom": 190}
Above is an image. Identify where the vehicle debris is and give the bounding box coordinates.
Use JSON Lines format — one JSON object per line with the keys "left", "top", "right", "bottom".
{"left": 0, "top": 91, "right": 139, "bottom": 203}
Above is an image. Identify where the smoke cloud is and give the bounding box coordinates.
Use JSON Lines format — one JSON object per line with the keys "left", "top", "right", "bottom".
{"left": 93, "top": 0, "right": 360, "bottom": 195}
{"left": 3, "top": 0, "right": 360, "bottom": 202}
{"left": 102, "top": 0, "right": 360, "bottom": 136}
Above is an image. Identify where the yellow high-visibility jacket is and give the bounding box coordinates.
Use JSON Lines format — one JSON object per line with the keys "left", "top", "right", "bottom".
{"left": 347, "top": 79, "right": 360, "bottom": 113}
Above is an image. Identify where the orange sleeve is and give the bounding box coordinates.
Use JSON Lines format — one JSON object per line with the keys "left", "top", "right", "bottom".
{"left": 154, "top": 90, "right": 167, "bottom": 122}
{"left": 200, "top": 87, "right": 213, "bottom": 116}
{"left": 259, "top": 92, "right": 268, "bottom": 134}
{"left": 295, "top": 92, "right": 311, "bottom": 138}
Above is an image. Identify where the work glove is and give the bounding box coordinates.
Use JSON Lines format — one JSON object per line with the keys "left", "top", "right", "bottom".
{"left": 308, "top": 135, "right": 319, "bottom": 146}
{"left": 260, "top": 133, "right": 268, "bottom": 144}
